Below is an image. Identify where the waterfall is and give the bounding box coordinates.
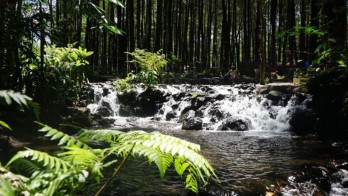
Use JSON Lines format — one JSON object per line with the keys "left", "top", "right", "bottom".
{"left": 86, "top": 82, "right": 312, "bottom": 132}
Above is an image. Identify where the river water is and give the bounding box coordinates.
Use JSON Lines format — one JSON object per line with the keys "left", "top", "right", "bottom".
{"left": 85, "top": 83, "right": 348, "bottom": 195}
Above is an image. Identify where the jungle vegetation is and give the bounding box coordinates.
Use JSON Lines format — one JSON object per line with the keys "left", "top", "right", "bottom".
{"left": 0, "top": 0, "right": 348, "bottom": 194}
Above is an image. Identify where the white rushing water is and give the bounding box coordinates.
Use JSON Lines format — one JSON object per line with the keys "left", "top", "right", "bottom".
{"left": 86, "top": 83, "right": 309, "bottom": 133}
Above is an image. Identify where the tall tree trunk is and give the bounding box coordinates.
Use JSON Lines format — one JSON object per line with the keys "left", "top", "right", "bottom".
{"left": 257, "top": 0, "right": 266, "bottom": 84}
{"left": 299, "top": 0, "right": 307, "bottom": 61}
{"left": 145, "top": 0, "right": 152, "bottom": 50}
{"left": 310, "top": 0, "right": 319, "bottom": 62}
{"left": 287, "top": 0, "right": 296, "bottom": 66}
{"left": 127, "top": 0, "right": 135, "bottom": 71}
{"left": 205, "top": 0, "right": 213, "bottom": 70}
{"left": 270, "top": 0, "right": 277, "bottom": 69}
{"left": 154, "top": 0, "right": 162, "bottom": 51}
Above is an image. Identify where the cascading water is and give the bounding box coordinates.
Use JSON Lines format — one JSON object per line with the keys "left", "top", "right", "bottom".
{"left": 84, "top": 82, "right": 348, "bottom": 195}
{"left": 86, "top": 82, "right": 307, "bottom": 133}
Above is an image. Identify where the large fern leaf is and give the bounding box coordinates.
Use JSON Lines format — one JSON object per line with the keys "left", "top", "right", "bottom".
{"left": 58, "top": 146, "right": 105, "bottom": 181}
{"left": 0, "top": 90, "right": 31, "bottom": 107}
{"left": 78, "top": 129, "right": 124, "bottom": 143}
{"left": 6, "top": 148, "right": 71, "bottom": 173}
{"left": 0, "top": 90, "right": 40, "bottom": 119}
{"left": 91, "top": 130, "right": 217, "bottom": 193}
{"left": 37, "top": 122, "right": 90, "bottom": 149}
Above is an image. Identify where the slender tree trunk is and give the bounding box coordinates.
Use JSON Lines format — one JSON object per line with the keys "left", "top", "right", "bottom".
{"left": 299, "top": 0, "right": 307, "bottom": 61}
{"left": 287, "top": 0, "right": 296, "bottom": 66}
{"left": 257, "top": 0, "right": 266, "bottom": 84}
{"left": 145, "top": 0, "right": 152, "bottom": 50}
{"left": 310, "top": 0, "right": 319, "bottom": 62}
{"left": 270, "top": 0, "right": 277, "bottom": 69}
{"left": 154, "top": 0, "right": 162, "bottom": 51}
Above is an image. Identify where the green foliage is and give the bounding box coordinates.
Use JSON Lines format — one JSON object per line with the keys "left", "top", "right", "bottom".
{"left": 127, "top": 49, "right": 167, "bottom": 86}
{"left": 1, "top": 124, "right": 217, "bottom": 195}
{"left": 114, "top": 73, "right": 136, "bottom": 92}
{"left": 24, "top": 45, "right": 93, "bottom": 106}
{"left": 82, "top": 0, "right": 125, "bottom": 35}
{"left": 0, "top": 121, "right": 12, "bottom": 131}
{"left": 0, "top": 90, "right": 40, "bottom": 131}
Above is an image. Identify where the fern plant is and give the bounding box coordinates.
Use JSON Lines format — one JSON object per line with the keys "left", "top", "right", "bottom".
{"left": 0, "top": 90, "right": 40, "bottom": 131}
{"left": 127, "top": 49, "right": 167, "bottom": 86}
{"left": 1, "top": 123, "right": 217, "bottom": 195}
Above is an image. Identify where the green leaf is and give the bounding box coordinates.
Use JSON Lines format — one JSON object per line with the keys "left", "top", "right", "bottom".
{"left": 0, "top": 176, "right": 15, "bottom": 196}
{"left": 0, "top": 121, "right": 12, "bottom": 131}
{"left": 102, "top": 24, "right": 124, "bottom": 35}
{"left": 106, "top": 0, "right": 125, "bottom": 8}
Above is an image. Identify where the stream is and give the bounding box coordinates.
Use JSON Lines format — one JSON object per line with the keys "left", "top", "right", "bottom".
{"left": 84, "top": 82, "right": 348, "bottom": 195}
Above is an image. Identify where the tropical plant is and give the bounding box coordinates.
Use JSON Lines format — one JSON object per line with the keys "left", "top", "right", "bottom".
{"left": 1, "top": 123, "right": 217, "bottom": 195}
{"left": 127, "top": 49, "right": 167, "bottom": 86}
{"left": 0, "top": 90, "right": 40, "bottom": 132}
{"left": 24, "top": 45, "right": 93, "bottom": 107}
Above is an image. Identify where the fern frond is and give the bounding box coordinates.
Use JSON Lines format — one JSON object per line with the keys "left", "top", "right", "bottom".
{"left": 0, "top": 90, "right": 31, "bottom": 107}
{"left": 28, "top": 101, "right": 40, "bottom": 120}
{"left": 105, "top": 130, "right": 217, "bottom": 193}
{"left": 11, "top": 158, "right": 42, "bottom": 177}
{"left": 78, "top": 129, "right": 124, "bottom": 143}
{"left": 185, "top": 174, "right": 198, "bottom": 193}
{"left": 58, "top": 146, "right": 104, "bottom": 181}
{"left": 42, "top": 170, "right": 89, "bottom": 196}
{"left": 0, "top": 176, "right": 15, "bottom": 196}
{"left": 6, "top": 148, "right": 71, "bottom": 173}
{"left": 0, "top": 120, "right": 12, "bottom": 131}
{"left": 36, "top": 122, "right": 90, "bottom": 149}
{"left": 174, "top": 157, "right": 190, "bottom": 177}
{"left": 0, "top": 166, "right": 29, "bottom": 192}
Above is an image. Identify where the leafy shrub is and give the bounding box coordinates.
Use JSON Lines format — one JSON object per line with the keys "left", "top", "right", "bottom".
{"left": 25, "top": 45, "right": 93, "bottom": 107}
{"left": 127, "top": 49, "right": 167, "bottom": 86}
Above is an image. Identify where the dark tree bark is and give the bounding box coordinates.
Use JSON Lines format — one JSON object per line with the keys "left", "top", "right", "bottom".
{"left": 270, "top": 0, "right": 277, "bottom": 68}
{"left": 154, "top": 0, "right": 162, "bottom": 51}
{"left": 309, "top": 0, "right": 320, "bottom": 62}
{"left": 287, "top": 0, "right": 296, "bottom": 66}
{"left": 257, "top": 0, "right": 266, "bottom": 84}
{"left": 145, "top": 0, "right": 152, "bottom": 50}
{"left": 127, "top": 0, "right": 135, "bottom": 71}
{"left": 299, "top": 0, "right": 307, "bottom": 61}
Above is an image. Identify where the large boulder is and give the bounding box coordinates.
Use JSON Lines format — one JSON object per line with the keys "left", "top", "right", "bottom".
{"left": 95, "top": 106, "right": 113, "bottom": 116}
{"left": 138, "top": 87, "right": 167, "bottom": 116}
{"left": 182, "top": 117, "right": 203, "bottom": 130}
{"left": 289, "top": 108, "right": 316, "bottom": 134}
{"left": 217, "top": 118, "right": 249, "bottom": 131}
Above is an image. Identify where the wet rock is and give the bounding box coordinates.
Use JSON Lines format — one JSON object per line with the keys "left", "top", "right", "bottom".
{"left": 208, "top": 108, "right": 223, "bottom": 120}
{"left": 215, "top": 94, "right": 225, "bottom": 101}
{"left": 119, "top": 105, "right": 133, "bottom": 116}
{"left": 191, "top": 97, "right": 206, "bottom": 109}
{"left": 217, "top": 118, "right": 249, "bottom": 131}
{"left": 289, "top": 108, "right": 316, "bottom": 134}
{"left": 173, "top": 92, "right": 186, "bottom": 101}
{"left": 182, "top": 117, "right": 203, "bottom": 130}
{"left": 291, "top": 166, "right": 331, "bottom": 194}
{"left": 166, "top": 111, "right": 176, "bottom": 120}
{"left": 178, "top": 110, "right": 195, "bottom": 123}
{"left": 138, "top": 87, "right": 167, "bottom": 116}
{"left": 266, "top": 90, "right": 284, "bottom": 101}
{"left": 171, "top": 103, "right": 179, "bottom": 110}
{"left": 117, "top": 90, "right": 137, "bottom": 105}
{"left": 96, "top": 106, "right": 113, "bottom": 116}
